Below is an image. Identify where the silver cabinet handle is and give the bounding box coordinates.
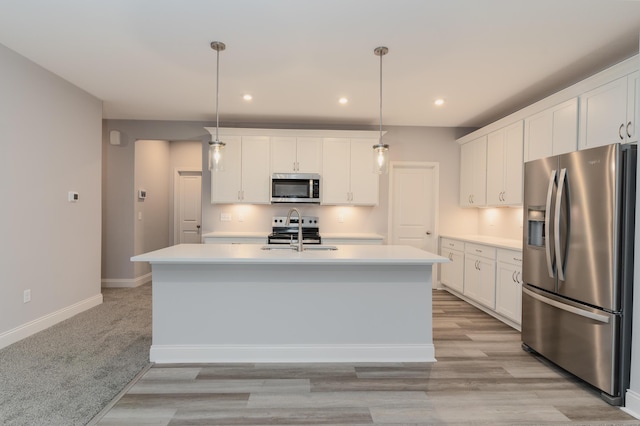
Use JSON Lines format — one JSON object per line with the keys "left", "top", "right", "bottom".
{"left": 513, "top": 257, "right": 522, "bottom": 262}
{"left": 628, "top": 121, "right": 633, "bottom": 138}
{"left": 516, "top": 271, "right": 521, "bottom": 283}
{"left": 512, "top": 270, "right": 516, "bottom": 282}
{"left": 619, "top": 123, "right": 625, "bottom": 140}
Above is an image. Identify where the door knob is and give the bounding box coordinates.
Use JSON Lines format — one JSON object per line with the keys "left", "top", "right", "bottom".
{"left": 426, "top": 231, "right": 431, "bottom": 235}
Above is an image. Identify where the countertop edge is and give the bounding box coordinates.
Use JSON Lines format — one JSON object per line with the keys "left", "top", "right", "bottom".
{"left": 440, "top": 234, "right": 523, "bottom": 251}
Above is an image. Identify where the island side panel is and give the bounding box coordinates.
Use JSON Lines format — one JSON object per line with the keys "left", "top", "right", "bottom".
{"left": 149, "top": 263, "right": 434, "bottom": 363}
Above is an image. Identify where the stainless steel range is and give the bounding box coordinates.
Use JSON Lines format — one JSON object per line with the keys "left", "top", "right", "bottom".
{"left": 267, "top": 216, "right": 321, "bottom": 245}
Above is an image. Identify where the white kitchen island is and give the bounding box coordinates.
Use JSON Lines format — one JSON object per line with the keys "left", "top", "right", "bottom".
{"left": 131, "top": 244, "right": 447, "bottom": 364}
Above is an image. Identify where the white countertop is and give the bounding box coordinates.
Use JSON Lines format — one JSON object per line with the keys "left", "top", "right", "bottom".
{"left": 202, "top": 231, "right": 266, "bottom": 238}
{"left": 440, "top": 234, "right": 522, "bottom": 251}
{"left": 131, "top": 244, "right": 447, "bottom": 265}
{"left": 322, "top": 233, "right": 384, "bottom": 240}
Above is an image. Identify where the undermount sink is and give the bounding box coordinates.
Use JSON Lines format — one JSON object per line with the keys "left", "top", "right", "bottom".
{"left": 261, "top": 245, "right": 338, "bottom": 251}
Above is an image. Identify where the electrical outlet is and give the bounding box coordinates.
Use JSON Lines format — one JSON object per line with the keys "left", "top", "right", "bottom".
{"left": 220, "top": 213, "right": 232, "bottom": 222}
{"left": 23, "top": 289, "right": 31, "bottom": 303}
{"left": 338, "top": 215, "right": 344, "bottom": 223}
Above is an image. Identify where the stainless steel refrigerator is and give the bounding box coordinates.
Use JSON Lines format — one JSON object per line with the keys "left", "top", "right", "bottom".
{"left": 522, "top": 143, "right": 636, "bottom": 406}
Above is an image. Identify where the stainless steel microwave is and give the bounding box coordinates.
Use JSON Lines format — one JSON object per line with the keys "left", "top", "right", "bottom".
{"left": 271, "top": 173, "right": 320, "bottom": 204}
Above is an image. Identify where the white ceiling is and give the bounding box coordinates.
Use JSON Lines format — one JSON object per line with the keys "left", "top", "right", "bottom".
{"left": 1, "top": 0, "right": 639, "bottom": 128}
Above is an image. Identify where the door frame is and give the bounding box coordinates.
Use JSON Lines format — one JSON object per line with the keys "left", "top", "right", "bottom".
{"left": 388, "top": 161, "right": 440, "bottom": 287}
{"left": 173, "top": 167, "right": 202, "bottom": 245}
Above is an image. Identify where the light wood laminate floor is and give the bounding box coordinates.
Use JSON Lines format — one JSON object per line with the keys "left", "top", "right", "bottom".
{"left": 97, "top": 290, "right": 639, "bottom": 425}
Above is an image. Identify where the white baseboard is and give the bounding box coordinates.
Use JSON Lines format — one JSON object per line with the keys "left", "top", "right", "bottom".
{"left": 0, "top": 294, "right": 103, "bottom": 350}
{"left": 102, "top": 272, "right": 151, "bottom": 288}
{"left": 150, "top": 343, "right": 436, "bottom": 364}
{"left": 621, "top": 389, "right": 640, "bottom": 419}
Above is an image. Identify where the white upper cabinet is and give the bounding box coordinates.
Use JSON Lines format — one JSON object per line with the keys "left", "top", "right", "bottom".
{"left": 322, "top": 138, "right": 379, "bottom": 206}
{"left": 579, "top": 71, "right": 638, "bottom": 149}
{"left": 486, "top": 121, "right": 523, "bottom": 206}
{"left": 524, "top": 98, "right": 578, "bottom": 162}
{"left": 211, "top": 136, "right": 270, "bottom": 204}
{"left": 271, "top": 137, "right": 322, "bottom": 173}
{"left": 460, "top": 136, "right": 487, "bottom": 207}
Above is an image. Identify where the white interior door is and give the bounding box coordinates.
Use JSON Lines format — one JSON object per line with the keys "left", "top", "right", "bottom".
{"left": 389, "top": 162, "right": 439, "bottom": 288}
{"left": 389, "top": 162, "right": 438, "bottom": 253}
{"left": 176, "top": 170, "right": 202, "bottom": 244}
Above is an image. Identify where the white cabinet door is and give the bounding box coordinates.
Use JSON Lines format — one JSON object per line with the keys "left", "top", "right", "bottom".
{"left": 460, "top": 136, "right": 487, "bottom": 207}
{"left": 271, "top": 137, "right": 322, "bottom": 173}
{"left": 270, "top": 137, "right": 297, "bottom": 173}
{"left": 626, "top": 71, "right": 639, "bottom": 144}
{"left": 350, "top": 138, "right": 379, "bottom": 205}
{"left": 322, "top": 138, "right": 351, "bottom": 204}
{"left": 503, "top": 121, "right": 523, "bottom": 204}
{"left": 241, "top": 136, "right": 270, "bottom": 203}
{"left": 211, "top": 136, "right": 242, "bottom": 203}
{"left": 524, "top": 98, "right": 578, "bottom": 161}
{"left": 464, "top": 254, "right": 496, "bottom": 309}
{"left": 579, "top": 76, "right": 628, "bottom": 149}
{"left": 486, "top": 121, "right": 523, "bottom": 206}
{"left": 296, "top": 137, "right": 323, "bottom": 173}
{"left": 322, "top": 138, "right": 378, "bottom": 206}
{"left": 496, "top": 261, "right": 522, "bottom": 325}
{"left": 441, "top": 248, "right": 464, "bottom": 293}
{"left": 486, "top": 130, "right": 504, "bottom": 206}
{"left": 211, "top": 136, "right": 270, "bottom": 204}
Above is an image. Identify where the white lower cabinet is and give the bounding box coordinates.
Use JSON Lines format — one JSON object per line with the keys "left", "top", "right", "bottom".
{"left": 463, "top": 243, "right": 496, "bottom": 310}
{"left": 439, "top": 238, "right": 464, "bottom": 293}
{"left": 495, "top": 249, "right": 523, "bottom": 326}
{"left": 440, "top": 237, "right": 522, "bottom": 329}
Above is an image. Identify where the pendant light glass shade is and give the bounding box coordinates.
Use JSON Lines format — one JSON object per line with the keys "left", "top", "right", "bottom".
{"left": 373, "top": 142, "right": 389, "bottom": 174}
{"left": 209, "top": 41, "right": 226, "bottom": 172}
{"left": 208, "top": 140, "right": 225, "bottom": 171}
{"left": 373, "top": 46, "right": 390, "bottom": 175}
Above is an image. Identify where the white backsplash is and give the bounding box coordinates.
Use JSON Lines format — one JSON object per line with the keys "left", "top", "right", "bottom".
{"left": 209, "top": 204, "right": 381, "bottom": 234}
{"left": 477, "top": 207, "right": 524, "bottom": 241}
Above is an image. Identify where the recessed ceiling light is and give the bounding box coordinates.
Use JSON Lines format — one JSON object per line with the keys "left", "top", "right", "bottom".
{"left": 339, "top": 97, "right": 348, "bottom": 105}
{"left": 434, "top": 98, "right": 445, "bottom": 106}
{"left": 243, "top": 94, "right": 253, "bottom": 101}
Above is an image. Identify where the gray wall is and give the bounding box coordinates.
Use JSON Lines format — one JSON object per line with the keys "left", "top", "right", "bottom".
{"left": 0, "top": 43, "right": 102, "bottom": 343}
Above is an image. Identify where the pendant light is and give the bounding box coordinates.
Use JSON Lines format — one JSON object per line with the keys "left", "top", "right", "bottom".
{"left": 373, "top": 46, "right": 390, "bottom": 175}
{"left": 209, "top": 41, "right": 226, "bottom": 172}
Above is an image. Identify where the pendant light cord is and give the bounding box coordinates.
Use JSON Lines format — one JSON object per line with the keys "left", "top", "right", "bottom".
{"left": 215, "top": 46, "right": 220, "bottom": 142}
{"left": 379, "top": 49, "right": 383, "bottom": 144}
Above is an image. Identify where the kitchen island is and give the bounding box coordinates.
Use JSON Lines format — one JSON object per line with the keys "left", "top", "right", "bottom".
{"left": 131, "top": 244, "right": 447, "bottom": 364}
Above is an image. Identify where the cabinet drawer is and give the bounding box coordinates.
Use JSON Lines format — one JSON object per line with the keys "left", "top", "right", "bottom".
{"left": 465, "top": 243, "right": 496, "bottom": 260}
{"left": 497, "top": 249, "right": 523, "bottom": 265}
{"left": 441, "top": 238, "right": 464, "bottom": 252}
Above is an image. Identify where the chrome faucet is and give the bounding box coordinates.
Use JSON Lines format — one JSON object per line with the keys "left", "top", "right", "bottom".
{"left": 285, "top": 208, "right": 304, "bottom": 252}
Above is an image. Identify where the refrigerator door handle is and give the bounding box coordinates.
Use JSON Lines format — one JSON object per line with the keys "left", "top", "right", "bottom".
{"left": 555, "top": 168, "right": 567, "bottom": 281}
{"left": 545, "top": 169, "right": 557, "bottom": 278}
{"left": 523, "top": 287, "right": 610, "bottom": 324}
